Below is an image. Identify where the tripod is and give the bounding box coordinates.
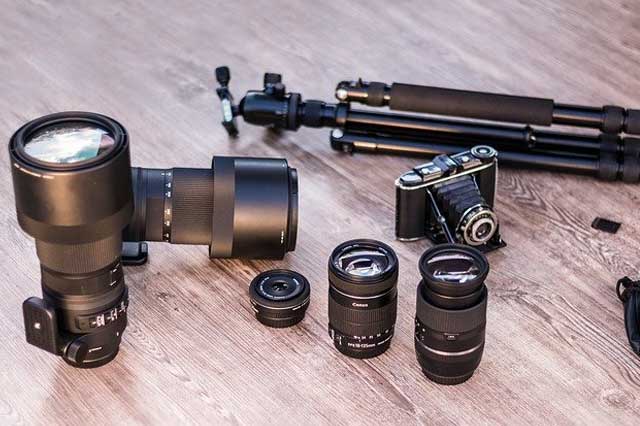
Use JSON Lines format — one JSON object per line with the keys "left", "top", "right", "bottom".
{"left": 215, "top": 66, "right": 640, "bottom": 182}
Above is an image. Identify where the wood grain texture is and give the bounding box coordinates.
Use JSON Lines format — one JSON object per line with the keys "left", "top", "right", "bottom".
{"left": 0, "top": 0, "right": 639, "bottom": 424}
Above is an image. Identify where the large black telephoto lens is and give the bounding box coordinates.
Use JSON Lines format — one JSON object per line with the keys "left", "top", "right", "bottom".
{"left": 10, "top": 112, "right": 133, "bottom": 368}
{"left": 328, "top": 239, "right": 398, "bottom": 358}
{"left": 123, "top": 156, "right": 298, "bottom": 259}
{"left": 415, "top": 244, "right": 489, "bottom": 385}
{"left": 10, "top": 111, "right": 300, "bottom": 368}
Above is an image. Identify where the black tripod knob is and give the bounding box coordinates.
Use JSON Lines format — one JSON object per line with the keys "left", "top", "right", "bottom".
{"left": 216, "top": 66, "right": 231, "bottom": 86}
{"left": 264, "top": 72, "right": 282, "bottom": 86}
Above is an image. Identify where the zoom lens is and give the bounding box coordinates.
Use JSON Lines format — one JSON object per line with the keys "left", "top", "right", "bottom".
{"left": 415, "top": 244, "right": 489, "bottom": 384}
{"left": 10, "top": 112, "right": 133, "bottom": 368}
{"left": 124, "top": 157, "right": 298, "bottom": 259}
{"left": 249, "top": 270, "right": 310, "bottom": 328}
{"left": 328, "top": 239, "right": 398, "bottom": 358}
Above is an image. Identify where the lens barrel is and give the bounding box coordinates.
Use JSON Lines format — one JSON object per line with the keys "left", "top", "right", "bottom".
{"left": 415, "top": 244, "right": 489, "bottom": 385}
{"left": 10, "top": 112, "right": 133, "bottom": 368}
{"left": 328, "top": 239, "right": 398, "bottom": 358}
{"left": 124, "top": 157, "right": 298, "bottom": 259}
{"left": 249, "top": 269, "right": 310, "bottom": 328}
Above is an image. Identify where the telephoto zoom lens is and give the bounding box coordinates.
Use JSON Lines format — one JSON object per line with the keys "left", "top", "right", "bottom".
{"left": 415, "top": 244, "right": 489, "bottom": 385}
{"left": 124, "top": 157, "right": 298, "bottom": 259}
{"left": 10, "top": 112, "right": 133, "bottom": 368}
{"left": 249, "top": 269, "right": 310, "bottom": 328}
{"left": 328, "top": 239, "right": 398, "bottom": 358}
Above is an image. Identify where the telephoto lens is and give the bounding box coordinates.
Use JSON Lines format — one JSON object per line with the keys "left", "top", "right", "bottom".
{"left": 10, "top": 112, "right": 132, "bottom": 368}
{"left": 10, "top": 111, "right": 300, "bottom": 368}
{"left": 124, "top": 157, "right": 298, "bottom": 259}
{"left": 328, "top": 239, "right": 398, "bottom": 358}
{"left": 249, "top": 270, "right": 310, "bottom": 328}
{"left": 415, "top": 244, "right": 489, "bottom": 385}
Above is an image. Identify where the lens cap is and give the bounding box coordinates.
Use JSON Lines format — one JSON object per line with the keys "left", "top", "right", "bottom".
{"left": 249, "top": 269, "right": 310, "bottom": 328}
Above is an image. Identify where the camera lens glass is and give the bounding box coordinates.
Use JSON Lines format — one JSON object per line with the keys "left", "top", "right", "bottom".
{"left": 461, "top": 208, "right": 497, "bottom": 246}
{"left": 423, "top": 250, "right": 481, "bottom": 284}
{"left": 328, "top": 239, "right": 398, "bottom": 359}
{"left": 23, "top": 122, "right": 116, "bottom": 164}
{"left": 249, "top": 269, "right": 310, "bottom": 328}
{"left": 334, "top": 248, "right": 390, "bottom": 277}
{"left": 415, "top": 244, "right": 489, "bottom": 385}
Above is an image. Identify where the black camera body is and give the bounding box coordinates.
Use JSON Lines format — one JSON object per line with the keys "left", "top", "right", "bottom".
{"left": 395, "top": 146, "right": 505, "bottom": 252}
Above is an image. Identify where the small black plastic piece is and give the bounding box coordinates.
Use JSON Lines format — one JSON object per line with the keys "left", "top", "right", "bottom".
{"left": 121, "top": 241, "right": 148, "bottom": 266}
{"left": 23, "top": 297, "right": 60, "bottom": 355}
{"left": 249, "top": 269, "right": 310, "bottom": 328}
{"left": 591, "top": 217, "right": 621, "bottom": 234}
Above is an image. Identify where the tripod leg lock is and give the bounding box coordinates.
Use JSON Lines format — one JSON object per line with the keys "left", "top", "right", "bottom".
{"left": 602, "top": 105, "right": 625, "bottom": 134}
{"left": 626, "top": 109, "right": 640, "bottom": 135}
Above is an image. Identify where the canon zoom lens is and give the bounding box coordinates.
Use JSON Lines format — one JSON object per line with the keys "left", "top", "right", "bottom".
{"left": 10, "top": 112, "right": 133, "bottom": 368}
{"left": 415, "top": 244, "right": 489, "bottom": 385}
{"left": 249, "top": 270, "right": 310, "bottom": 328}
{"left": 328, "top": 239, "right": 398, "bottom": 358}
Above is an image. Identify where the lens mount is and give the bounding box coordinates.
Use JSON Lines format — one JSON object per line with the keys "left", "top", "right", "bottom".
{"left": 249, "top": 269, "right": 310, "bottom": 328}
{"left": 419, "top": 244, "right": 489, "bottom": 297}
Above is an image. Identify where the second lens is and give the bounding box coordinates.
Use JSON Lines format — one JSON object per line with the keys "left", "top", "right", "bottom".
{"left": 415, "top": 244, "right": 489, "bottom": 385}
{"left": 328, "top": 239, "right": 398, "bottom": 358}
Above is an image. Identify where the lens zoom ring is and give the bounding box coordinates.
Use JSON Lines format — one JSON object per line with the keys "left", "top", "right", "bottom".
{"left": 416, "top": 287, "right": 487, "bottom": 333}
{"left": 170, "top": 168, "right": 214, "bottom": 245}
{"left": 36, "top": 235, "right": 121, "bottom": 274}
{"left": 328, "top": 295, "right": 397, "bottom": 334}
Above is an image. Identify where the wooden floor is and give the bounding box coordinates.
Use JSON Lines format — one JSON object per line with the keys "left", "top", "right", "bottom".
{"left": 1, "top": 1, "right": 639, "bottom": 424}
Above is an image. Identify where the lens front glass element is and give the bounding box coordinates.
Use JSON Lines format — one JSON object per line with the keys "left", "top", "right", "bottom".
{"left": 424, "top": 251, "right": 480, "bottom": 284}
{"left": 335, "top": 248, "right": 390, "bottom": 277}
{"left": 24, "top": 122, "right": 115, "bottom": 164}
{"left": 257, "top": 274, "right": 304, "bottom": 301}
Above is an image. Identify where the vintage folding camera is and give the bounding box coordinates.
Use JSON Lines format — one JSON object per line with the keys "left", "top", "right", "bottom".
{"left": 395, "top": 145, "right": 505, "bottom": 252}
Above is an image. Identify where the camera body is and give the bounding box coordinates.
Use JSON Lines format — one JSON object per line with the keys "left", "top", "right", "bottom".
{"left": 395, "top": 145, "right": 504, "bottom": 252}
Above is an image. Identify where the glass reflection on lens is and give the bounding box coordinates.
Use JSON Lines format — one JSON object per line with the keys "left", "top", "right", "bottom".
{"left": 24, "top": 123, "right": 115, "bottom": 164}
{"left": 426, "top": 252, "right": 480, "bottom": 284}
{"left": 336, "top": 249, "right": 389, "bottom": 277}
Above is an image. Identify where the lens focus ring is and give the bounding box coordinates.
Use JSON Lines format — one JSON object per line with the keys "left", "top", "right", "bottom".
{"left": 328, "top": 288, "right": 397, "bottom": 335}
